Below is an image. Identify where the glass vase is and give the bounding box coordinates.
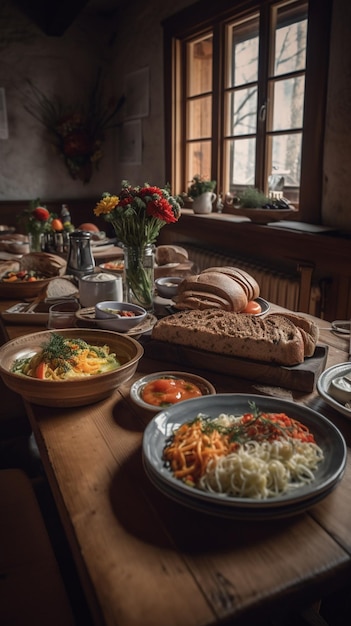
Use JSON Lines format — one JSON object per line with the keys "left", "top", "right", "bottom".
{"left": 123, "top": 244, "right": 155, "bottom": 310}
{"left": 28, "top": 231, "right": 44, "bottom": 253}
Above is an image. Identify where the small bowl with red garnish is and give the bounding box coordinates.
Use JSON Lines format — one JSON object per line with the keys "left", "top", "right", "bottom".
{"left": 95, "top": 301, "right": 147, "bottom": 332}
{"left": 130, "top": 371, "right": 216, "bottom": 413}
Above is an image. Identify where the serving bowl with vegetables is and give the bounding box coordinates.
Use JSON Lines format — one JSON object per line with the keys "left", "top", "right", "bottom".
{"left": 0, "top": 328, "right": 143, "bottom": 407}
{"left": 95, "top": 301, "right": 147, "bottom": 332}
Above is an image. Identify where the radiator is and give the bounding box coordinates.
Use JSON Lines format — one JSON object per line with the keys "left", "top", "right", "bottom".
{"left": 179, "top": 244, "right": 321, "bottom": 316}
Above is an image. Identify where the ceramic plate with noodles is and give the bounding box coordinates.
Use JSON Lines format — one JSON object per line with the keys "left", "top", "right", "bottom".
{"left": 142, "top": 394, "right": 346, "bottom": 513}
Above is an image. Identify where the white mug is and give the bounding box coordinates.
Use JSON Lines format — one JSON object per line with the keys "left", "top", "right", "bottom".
{"left": 79, "top": 272, "right": 123, "bottom": 308}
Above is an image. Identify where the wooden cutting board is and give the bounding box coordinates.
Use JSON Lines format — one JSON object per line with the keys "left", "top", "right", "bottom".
{"left": 144, "top": 341, "right": 328, "bottom": 392}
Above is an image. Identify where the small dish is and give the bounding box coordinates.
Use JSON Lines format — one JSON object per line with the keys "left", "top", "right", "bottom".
{"left": 155, "top": 276, "right": 183, "bottom": 299}
{"left": 95, "top": 301, "right": 147, "bottom": 332}
{"left": 99, "top": 260, "right": 125, "bottom": 274}
{"left": 75, "top": 307, "right": 157, "bottom": 337}
{"left": 317, "top": 362, "right": 351, "bottom": 419}
{"left": 130, "top": 371, "right": 216, "bottom": 412}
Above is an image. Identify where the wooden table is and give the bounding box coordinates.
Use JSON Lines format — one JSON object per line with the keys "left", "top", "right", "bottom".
{"left": 1, "top": 301, "right": 351, "bottom": 626}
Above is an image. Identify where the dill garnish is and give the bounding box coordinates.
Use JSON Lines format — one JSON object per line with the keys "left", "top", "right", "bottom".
{"left": 192, "top": 401, "right": 296, "bottom": 446}
{"left": 39, "top": 333, "right": 85, "bottom": 373}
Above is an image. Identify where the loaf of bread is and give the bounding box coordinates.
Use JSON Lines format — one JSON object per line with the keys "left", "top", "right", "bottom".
{"left": 174, "top": 266, "right": 260, "bottom": 312}
{"left": 151, "top": 310, "right": 316, "bottom": 366}
{"left": 0, "top": 260, "right": 21, "bottom": 280}
{"left": 19, "top": 252, "right": 67, "bottom": 277}
{"left": 155, "top": 245, "right": 189, "bottom": 265}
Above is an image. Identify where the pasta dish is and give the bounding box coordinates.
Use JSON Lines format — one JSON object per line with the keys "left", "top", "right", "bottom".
{"left": 12, "top": 333, "right": 121, "bottom": 380}
{"left": 163, "top": 404, "right": 324, "bottom": 499}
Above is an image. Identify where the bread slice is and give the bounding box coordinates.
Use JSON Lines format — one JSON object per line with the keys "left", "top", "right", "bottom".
{"left": 268, "top": 312, "right": 319, "bottom": 357}
{"left": 174, "top": 290, "right": 233, "bottom": 311}
{"left": 44, "top": 277, "right": 78, "bottom": 299}
{"left": 151, "top": 310, "right": 305, "bottom": 366}
{"left": 175, "top": 271, "right": 248, "bottom": 312}
{"left": 202, "top": 266, "right": 260, "bottom": 301}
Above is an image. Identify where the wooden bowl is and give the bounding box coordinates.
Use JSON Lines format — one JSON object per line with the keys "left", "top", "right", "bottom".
{"left": 0, "top": 328, "right": 144, "bottom": 407}
{"left": 0, "top": 252, "right": 67, "bottom": 299}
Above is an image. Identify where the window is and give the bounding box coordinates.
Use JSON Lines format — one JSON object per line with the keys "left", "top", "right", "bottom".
{"left": 163, "top": 0, "right": 332, "bottom": 223}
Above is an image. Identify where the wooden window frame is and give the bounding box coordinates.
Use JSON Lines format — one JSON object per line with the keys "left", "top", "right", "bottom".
{"left": 163, "top": 0, "right": 332, "bottom": 224}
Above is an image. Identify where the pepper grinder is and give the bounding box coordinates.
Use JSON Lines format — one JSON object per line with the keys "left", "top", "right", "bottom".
{"left": 66, "top": 230, "right": 95, "bottom": 281}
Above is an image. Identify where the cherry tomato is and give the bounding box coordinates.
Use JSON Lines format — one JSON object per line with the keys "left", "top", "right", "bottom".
{"left": 35, "top": 362, "right": 46, "bottom": 379}
{"left": 241, "top": 300, "right": 262, "bottom": 315}
{"left": 51, "top": 218, "right": 64, "bottom": 231}
{"left": 33, "top": 206, "right": 50, "bottom": 221}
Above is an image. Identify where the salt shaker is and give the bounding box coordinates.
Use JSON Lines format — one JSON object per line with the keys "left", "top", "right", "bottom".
{"left": 66, "top": 230, "right": 95, "bottom": 280}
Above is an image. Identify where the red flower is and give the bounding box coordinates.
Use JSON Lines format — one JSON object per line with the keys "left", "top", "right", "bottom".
{"left": 63, "top": 130, "right": 93, "bottom": 157}
{"left": 146, "top": 198, "right": 177, "bottom": 223}
{"left": 32, "top": 207, "right": 50, "bottom": 221}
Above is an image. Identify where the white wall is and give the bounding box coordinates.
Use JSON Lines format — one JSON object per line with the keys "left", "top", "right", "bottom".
{"left": 0, "top": 0, "right": 350, "bottom": 229}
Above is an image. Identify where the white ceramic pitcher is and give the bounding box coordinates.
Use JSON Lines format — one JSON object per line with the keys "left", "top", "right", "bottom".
{"left": 192, "top": 192, "right": 217, "bottom": 214}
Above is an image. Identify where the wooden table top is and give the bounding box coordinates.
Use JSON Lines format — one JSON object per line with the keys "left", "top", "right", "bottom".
{"left": 1, "top": 300, "right": 351, "bottom": 626}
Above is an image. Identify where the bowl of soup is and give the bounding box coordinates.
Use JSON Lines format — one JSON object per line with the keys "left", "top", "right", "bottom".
{"left": 130, "top": 371, "right": 216, "bottom": 413}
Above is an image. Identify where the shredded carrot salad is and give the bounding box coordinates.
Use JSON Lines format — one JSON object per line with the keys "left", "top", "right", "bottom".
{"left": 12, "top": 333, "right": 121, "bottom": 380}
{"left": 163, "top": 405, "right": 323, "bottom": 497}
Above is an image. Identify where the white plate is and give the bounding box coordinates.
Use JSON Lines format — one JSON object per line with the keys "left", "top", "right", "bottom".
{"left": 317, "top": 362, "right": 351, "bottom": 419}
{"left": 142, "top": 394, "right": 346, "bottom": 517}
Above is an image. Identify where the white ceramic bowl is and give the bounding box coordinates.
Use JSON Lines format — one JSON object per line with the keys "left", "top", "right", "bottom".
{"left": 155, "top": 276, "right": 183, "bottom": 299}
{"left": 0, "top": 328, "right": 144, "bottom": 407}
{"left": 95, "top": 301, "right": 147, "bottom": 332}
{"left": 130, "top": 371, "right": 216, "bottom": 413}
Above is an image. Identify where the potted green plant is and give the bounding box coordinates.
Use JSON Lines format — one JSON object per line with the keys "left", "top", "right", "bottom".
{"left": 187, "top": 175, "right": 217, "bottom": 213}
{"left": 187, "top": 174, "right": 217, "bottom": 198}
{"left": 236, "top": 187, "right": 270, "bottom": 208}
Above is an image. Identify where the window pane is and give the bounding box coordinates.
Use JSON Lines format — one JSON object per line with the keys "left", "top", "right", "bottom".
{"left": 187, "top": 140, "right": 212, "bottom": 182}
{"left": 226, "top": 87, "right": 257, "bottom": 136}
{"left": 272, "top": 76, "right": 305, "bottom": 131}
{"left": 187, "top": 96, "right": 212, "bottom": 139}
{"left": 226, "top": 137, "right": 256, "bottom": 187}
{"left": 227, "top": 16, "right": 259, "bottom": 88}
{"left": 274, "top": 6, "right": 307, "bottom": 76}
{"left": 188, "top": 36, "right": 213, "bottom": 97}
{"left": 269, "top": 133, "right": 302, "bottom": 194}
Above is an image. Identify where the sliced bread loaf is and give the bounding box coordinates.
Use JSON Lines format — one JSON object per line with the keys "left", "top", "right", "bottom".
{"left": 266, "top": 312, "right": 319, "bottom": 357}
{"left": 152, "top": 310, "right": 305, "bottom": 366}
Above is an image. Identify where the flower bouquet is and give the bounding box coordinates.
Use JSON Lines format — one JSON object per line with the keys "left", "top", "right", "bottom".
{"left": 18, "top": 199, "right": 74, "bottom": 253}
{"left": 24, "top": 71, "right": 125, "bottom": 183}
{"left": 94, "top": 181, "right": 183, "bottom": 308}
